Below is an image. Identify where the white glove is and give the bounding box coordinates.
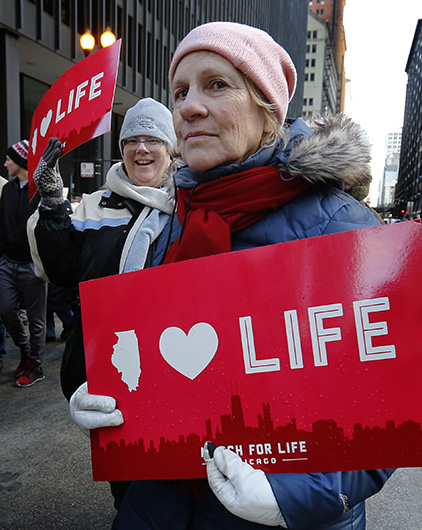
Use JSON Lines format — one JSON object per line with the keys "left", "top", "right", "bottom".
{"left": 69, "top": 382, "right": 124, "bottom": 437}
{"left": 204, "top": 443, "right": 287, "bottom": 527}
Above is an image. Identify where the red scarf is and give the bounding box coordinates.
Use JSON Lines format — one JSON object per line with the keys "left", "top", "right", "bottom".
{"left": 163, "top": 166, "right": 310, "bottom": 264}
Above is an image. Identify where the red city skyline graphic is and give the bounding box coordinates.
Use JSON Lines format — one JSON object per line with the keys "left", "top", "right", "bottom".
{"left": 90, "top": 390, "right": 422, "bottom": 481}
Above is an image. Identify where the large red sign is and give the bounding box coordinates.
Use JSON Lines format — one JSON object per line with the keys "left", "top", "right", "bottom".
{"left": 28, "top": 40, "right": 121, "bottom": 198}
{"left": 80, "top": 221, "right": 422, "bottom": 481}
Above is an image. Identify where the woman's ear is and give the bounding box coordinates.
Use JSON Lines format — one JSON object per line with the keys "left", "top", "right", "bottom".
{"left": 263, "top": 113, "right": 272, "bottom": 134}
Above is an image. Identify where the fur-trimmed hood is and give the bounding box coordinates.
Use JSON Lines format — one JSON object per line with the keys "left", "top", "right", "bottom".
{"left": 282, "top": 113, "right": 372, "bottom": 201}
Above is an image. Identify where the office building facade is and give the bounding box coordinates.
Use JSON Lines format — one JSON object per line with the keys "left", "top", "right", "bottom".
{"left": 303, "top": 10, "right": 339, "bottom": 118}
{"left": 393, "top": 19, "right": 422, "bottom": 218}
{"left": 0, "top": 0, "right": 308, "bottom": 195}
{"left": 308, "top": 0, "right": 346, "bottom": 111}
{"left": 377, "top": 131, "right": 402, "bottom": 214}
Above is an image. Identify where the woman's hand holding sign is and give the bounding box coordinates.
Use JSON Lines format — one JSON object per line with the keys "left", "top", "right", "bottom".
{"left": 69, "top": 382, "right": 124, "bottom": 437}
{"left": 33, "top": 137, "right": 64, "bottom": 207}
{"left": 203, "top": 442, "right": 287, "bottom": 527}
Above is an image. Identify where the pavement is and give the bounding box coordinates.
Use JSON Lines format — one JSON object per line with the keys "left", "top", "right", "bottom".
{"left": 0, "top": 331, "right": 116, "bottom": 529}
{"left": 1, "top": 326, "right": 421, "bottom": 529}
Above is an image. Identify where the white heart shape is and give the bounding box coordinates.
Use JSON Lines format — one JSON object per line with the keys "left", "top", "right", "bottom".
{"left": 159, "top": 323, "right": 218, "bottom": 380}
{"left": 40, "top": 109, "right": 52, "bottom": 137}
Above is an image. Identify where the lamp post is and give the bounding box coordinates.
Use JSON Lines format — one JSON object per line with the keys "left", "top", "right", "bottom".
{"left": 77, "top": 26, "right": 117, "bottom": 194}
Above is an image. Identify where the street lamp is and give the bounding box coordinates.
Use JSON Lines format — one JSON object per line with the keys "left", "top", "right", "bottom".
{"left": 80, "top": 28, "right": 116, "bottom": 56}
{"left": 80, "top": 29, "right": 95, "bottom": 56}
{"left": 100, "top": 27, "right": 116, "bottom": 48}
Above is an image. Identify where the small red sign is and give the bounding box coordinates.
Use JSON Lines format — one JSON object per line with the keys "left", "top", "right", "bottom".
{"left": 80, "top": 221, "right": 422, "bottom": 481}
{"left": 28, "top": 40, "right": 121, "bottom": 198}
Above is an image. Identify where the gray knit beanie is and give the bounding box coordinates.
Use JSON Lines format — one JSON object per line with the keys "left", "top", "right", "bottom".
{"left": 119, "top": 98, "right": 176, "bottom": 154}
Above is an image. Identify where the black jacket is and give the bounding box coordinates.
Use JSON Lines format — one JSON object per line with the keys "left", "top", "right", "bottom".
{"left": 0, "top": 178, "right": 40, "bottom": 262}
{"left": 29, "top": 189, "right": 154, "bottom": 400}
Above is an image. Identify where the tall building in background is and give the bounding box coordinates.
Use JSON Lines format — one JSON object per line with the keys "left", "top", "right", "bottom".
{"left": 385, "top": 131, "right": 402, "bottom": 155}
{"left": 377, "top": 131, "right": 402, "bottom": 216}
{"left": 393, "top": 19, "right": 422, "bottom": 219}
{"left": 303, "top": 10, "right": 339, "bottom": 117}
{"left": 0, "top": 0, "right": 308, "bottom": 196}
{"left": 308, "top": 0, "right": 346, "bottom": 111}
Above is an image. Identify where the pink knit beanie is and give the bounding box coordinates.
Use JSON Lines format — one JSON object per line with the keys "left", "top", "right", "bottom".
{"left": 169, "top": 22, "right": 297, "bottom": 125}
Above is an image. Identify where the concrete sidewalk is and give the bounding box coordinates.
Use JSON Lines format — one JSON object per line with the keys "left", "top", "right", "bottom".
{"left": 0, "top": 336, "right": 116, "bottom": 529}
{"left": 1, "top": 333, "right": 421, "bottom": 529}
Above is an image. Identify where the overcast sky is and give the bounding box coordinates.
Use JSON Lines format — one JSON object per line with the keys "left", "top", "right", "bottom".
{"left": 343, "top": 0, "right": 422, "bottom": 202}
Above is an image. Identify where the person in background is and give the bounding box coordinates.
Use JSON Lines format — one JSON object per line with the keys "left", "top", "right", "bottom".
{"left": 28, "top": 97, "right": 178, "bottom": 508}
{"left": 0, "top": 319, "right": 6, "bottom": 372}
{"left": 0, "top": 175, "right": 7, "bottom": 372}
{"left": 0, "top": 140, "right": 47, "bottom": 386}
{"left": 346, "top": 174, "right": 385, "bottom": 224}
{"left": 70, "top": 195, "right": 82, "bottom": 212}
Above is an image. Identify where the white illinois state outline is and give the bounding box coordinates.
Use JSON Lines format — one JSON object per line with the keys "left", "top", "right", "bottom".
{"left": 111, "top": 330, "right": 141, "bottom": 392}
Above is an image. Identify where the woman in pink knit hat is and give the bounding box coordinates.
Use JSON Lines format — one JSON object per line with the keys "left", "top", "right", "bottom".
{"left": 71, "top": 22, "right": 392, "bottom": 529}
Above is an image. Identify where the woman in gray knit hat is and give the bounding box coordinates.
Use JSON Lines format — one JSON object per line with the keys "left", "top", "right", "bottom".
{"left": 27, "top": 97, "right": 177, "bottom": 507}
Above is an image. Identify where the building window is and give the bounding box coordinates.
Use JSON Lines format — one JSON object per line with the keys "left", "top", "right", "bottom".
{"left": 61, "top": 0, "right": 70, "bottom": 26}
{"left": 312, "top": 44, "right": 317, "bottom": 53}
{"left": 163, "top": 45, "right": 169, "bottom": 89}
{"left": 307, "top": 31, "right": 311, "bottom": 38}
{"left": 179, "top": 0, "right": 185, "bottom": 36}
{"left": 128, "top": 15, "right": 134, "bottom": 68}
{"left": 147, "top": 31, "right": 153, "bottom": 80}
{"left": 307, "top": 44, "right": 310, "bottom": 53}
{"left": 306, "top": 59, "right": 309, "bottom": 67}
{"left": 155, "top": 39, "right": 161, "bottom": 86}
{"left": 304, "top": 98, "right": 308, "bottom": 106}
{"left": 305, "top": 73, "right": 309, "bottom": 81}
{"left": 313, "top": 30, "right": 317, "bottom": 38}
{"left": 21, "top": 75, "right": 49, "bottom": 139}
{"left": 309, "top": 98, "right": 314, "bottom": 106}
{"left": 43, "top": 0, "right": 53, "bottom": 15}
{"left": 310, "top": 73, "right": 315, "bottom": 81}
{"left": 311, "top": 59, "right": 316, "bottom": 67}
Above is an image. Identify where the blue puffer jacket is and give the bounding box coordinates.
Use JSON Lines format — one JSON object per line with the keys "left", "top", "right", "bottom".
{"left": 114, "top": 116, "right": 394, "bottom": 530}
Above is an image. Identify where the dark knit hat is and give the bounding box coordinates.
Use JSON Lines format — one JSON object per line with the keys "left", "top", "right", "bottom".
{"left": 7, "top": 140, "right": 29, "bottom": 170}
